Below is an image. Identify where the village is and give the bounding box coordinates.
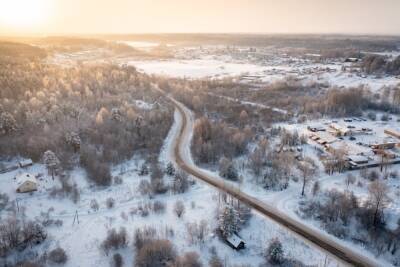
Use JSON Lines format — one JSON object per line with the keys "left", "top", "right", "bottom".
{"left": 277, "top": 114, "right": 400, "bottom": 174}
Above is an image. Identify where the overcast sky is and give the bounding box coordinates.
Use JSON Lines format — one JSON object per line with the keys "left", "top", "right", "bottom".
{"left": 1, "top": 0, "right": 400, "bottom": 35}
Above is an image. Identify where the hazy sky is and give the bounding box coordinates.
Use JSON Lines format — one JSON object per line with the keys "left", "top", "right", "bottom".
{"left": 1, "top": 0, "right": 400, "bottom": 35}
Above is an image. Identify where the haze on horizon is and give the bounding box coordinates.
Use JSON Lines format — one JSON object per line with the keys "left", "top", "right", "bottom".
{"left": 0, "top": 0, "right": 400, "bottom": 36}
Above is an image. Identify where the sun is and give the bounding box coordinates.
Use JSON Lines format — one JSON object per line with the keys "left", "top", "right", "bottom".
{"left": 0, "top": 0, "right": 49, "bottom": 29}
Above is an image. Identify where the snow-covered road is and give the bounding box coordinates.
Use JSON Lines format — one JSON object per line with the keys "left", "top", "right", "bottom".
{"left": 161, "top": 89, "right": 383, "bottom": 267}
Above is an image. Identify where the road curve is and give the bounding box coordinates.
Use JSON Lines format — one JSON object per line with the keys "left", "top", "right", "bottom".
{"left": 160, "top": 90, "right": 382, "bottom": 267}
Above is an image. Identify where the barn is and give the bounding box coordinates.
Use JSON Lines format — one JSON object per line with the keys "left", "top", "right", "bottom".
{"left": 15, "top": 173, "right": 38, "bottom": 193}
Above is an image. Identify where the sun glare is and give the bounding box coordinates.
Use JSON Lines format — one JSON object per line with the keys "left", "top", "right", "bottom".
{"left": 0, "top": 0, "right": 49, "bottom": 29}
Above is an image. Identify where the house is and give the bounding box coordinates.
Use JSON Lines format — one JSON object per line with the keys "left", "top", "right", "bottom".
{"left": 226, "top": 234, "right": 245, "bottom": 250}
{"left": 19, "top": 159, "right": 33, "bottom": 168}
{"left": 15, "top": 173, "right": 37, "bottom": 193}
{"left": 371, "top": 142, "right": 397, "bottom": 150}
{"left": 329, "top": 123, "right": 351, "bottom": 136}
{"left": 347, "top": 155, "right": 369, "bottom": 165}
{"left": 307, "top": 125, "right": 326, "bottom": 132}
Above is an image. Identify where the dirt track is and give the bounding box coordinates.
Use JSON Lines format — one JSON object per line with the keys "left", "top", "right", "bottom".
{"left": 160, "top": 89, "right": 382, "bottom": 267}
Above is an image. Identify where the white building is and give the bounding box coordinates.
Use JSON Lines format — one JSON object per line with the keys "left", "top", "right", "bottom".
{"left": 15, "top": 173, "right": 37, "bottom": 193}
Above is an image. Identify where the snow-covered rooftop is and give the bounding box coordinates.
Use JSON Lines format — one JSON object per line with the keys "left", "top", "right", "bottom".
{"left": 15, "top": 173, "right": 37, "bottom": 186}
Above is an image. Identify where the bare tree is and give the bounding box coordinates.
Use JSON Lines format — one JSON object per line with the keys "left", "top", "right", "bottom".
{"left": 298, "top": 157, "right": 317, "bottom": 196}
{"left": 367, "top": 180, "right": 391, "bottom": 227}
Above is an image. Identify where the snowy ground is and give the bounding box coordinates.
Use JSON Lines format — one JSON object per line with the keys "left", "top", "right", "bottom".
{"left": 0, "top": 108, "right": 338, "bottom": 267}
{"left": 124, "top": 46, "right": 400, "bottom": 93}
{"left": 127, "top": 59, "right": 267, "bottom": 79}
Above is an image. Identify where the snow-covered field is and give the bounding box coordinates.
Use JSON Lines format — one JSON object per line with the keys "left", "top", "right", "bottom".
{"left": 0, "top": 108, "right": 338, "bottom": 267}
{"left": 124, "top": 46, "right": 400, "bottom": 93}
{"left": 128, "top": 59, "right": 267, "bottom": 79}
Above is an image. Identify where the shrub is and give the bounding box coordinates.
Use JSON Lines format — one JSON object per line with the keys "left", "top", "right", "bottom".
{"left": 381, "top": 114, "right": 389, "bottom": 121}
{"left": 90, "top": 199, "right": 100, "bottom": 211}
{"left": 172, "top": 170, "right": 189, "bottom": 194}
{"left": 48, "top": 247, "right": 68, "bottom": 264}
{"left": 174, "top": 201, "right": 185, "bottom": 218}
{"left": 174, "top": 251, "right": 202, "bottom": 267}
{"left": 114, "top": 176, "right": 123, "bottom": 185}
{"left": 218, "top": 157, "right": 238, "bottom": 181}
{"left": 135, "top": 239, "right": 176, "bottom": 267}
{"left": 106, "top": 198, "right": 115, "bottom": 209}
{"left": 0, "top": 193, "right": 9, "bottom": 211}
{"left": 0, "top": 217, "right": 47, "bottom": 257}
{"left": 134, "top": 227, "right": 157, "bottom": 251}
{"left": 101, "top": 227, "right": 128, "bottom": 255}
{"left": 138, "top": 180, "right": 152, "bottom": 196}
{"left": 165, "top": 162, "right": 175, "bottom": 176}
{"left": 367, "top": 112, "right": 376, "bottom": 121}
{"left": 111, "top": 253, "right": 124, "bottom": 267}
{"left": 152, "top": 201, "right": 166, "bottom": 214}
{"left": 139, "top": 163, "right": 149, "bottom": 176}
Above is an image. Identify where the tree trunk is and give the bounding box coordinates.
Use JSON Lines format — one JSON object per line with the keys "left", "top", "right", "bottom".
{"left": 301, "top": 177, "right": 306, "bottom": 196}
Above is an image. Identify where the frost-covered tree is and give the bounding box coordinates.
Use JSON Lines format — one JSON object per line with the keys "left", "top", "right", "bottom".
{"left": 219, "top": 204, "right": 240, "bottom": 238}
{"left": 219, "top": 157, "right": 238, "bottom": 181}
{"left": 266, "top": 238, "right": 284, "bottom": 265}
{"left": 165, "top": 162, "right": 175, "bottom": 176}
{"left": 111, "top": 108, "right": 123, "bottom": 122}
{"left": 0, "top": 112, "right": 17, "bottom": 135}
{"left": 139, "top": 163, "right": 149, "bottom": 176}
{"left": 298, "top": 157, "right": 317, "bottom": 196}
{"left": 65, "top": 131, "right": 81, "bottom": 152}
{"left": 172, "top": 170, "right": 189, "bottom": 194}
{"left": 43, "top": 150, "right": 61, "bottom": 180}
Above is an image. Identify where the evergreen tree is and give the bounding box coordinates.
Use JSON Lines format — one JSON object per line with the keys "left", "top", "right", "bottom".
{"left": 139, "top": 163, "right": 149, "bottom": 176}
{"left": 266, "top": 238, "right": 284, "bottom": 265}
{"left": 43, "top": 150, "right": 60, "bottom": 180}
{"left": 165, "top": 162, "right": 175, "bottom": 176}
{"left": 219, "top": 204, "right": 240, "bottom": 238}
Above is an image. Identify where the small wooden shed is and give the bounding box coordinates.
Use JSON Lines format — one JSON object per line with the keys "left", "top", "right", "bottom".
{"left": 226, "top": 234, "right": 245, "bottom": 250}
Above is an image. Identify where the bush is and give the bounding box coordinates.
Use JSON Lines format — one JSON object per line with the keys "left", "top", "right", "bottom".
{"left": 114, "top": 176, "right": 123, "bottom": 185}
{"left": 165, "top": 162, "right": 175, "bottom": 176}
{"left": 381, "top": 114, "right": 389, "bottom": 121}
{"left": 218, "top": 157, "right": 238, "bottom": 181}
{"left": 152, "top": 201, "right": 166, "bottom": 214}
{"left": 48, "top": 247, "right": 68, "bottom": 264}
{"left": 101, "top": 227, "right": 128, "bottom": 255}
{"left": 0, "top": 217, "right": 47, "bottom": 257}
{"left": 174, "top": 251, "right": 202, "bottom": 267}
{"left": 138, "top": 180, "right": 152, "bottom": 196}
{"left": 135, "top": 239, "right": 176, "bottom": 267}
{"left": 106, "top": 198, "right": 115, "bottom": 209}
{"left": 174, "top": 201, "right": 185, "bottom": 218}
{"left": 80, "top": 146, "right": 112, "bottom": 186}
{"left": 172, "top": 170, "right": 189, "bottom": 194}
{"left": 0, "top": 193, "right": 9, "bottom": 211}
{"left": 134, "top": 227, "right": 157, "bottom": 251}
{"left": 367, "top": 112, "right": 376, "bottom": 121}
{"left": 90, "top": 199, "right": 100, "bottom": 211}
{"left": 111, "top": 253, "right": 124, "bottom": 267}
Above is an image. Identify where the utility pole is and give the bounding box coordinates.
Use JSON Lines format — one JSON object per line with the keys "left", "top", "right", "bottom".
{"left": 73, "top": 210, "right": 80, "bottom": 225}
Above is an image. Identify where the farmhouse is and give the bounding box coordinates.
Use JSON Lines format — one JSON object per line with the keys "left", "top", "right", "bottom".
{"left": 15, "top": 173, "right": 38, "bottom": 193}
{"left": 226, "top": 234, "right": 245, "bottom": 250}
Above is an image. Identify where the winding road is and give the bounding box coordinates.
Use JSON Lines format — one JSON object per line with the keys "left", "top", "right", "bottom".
{"left": 159, "top": 89, "right": 383, "bottom": 267}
